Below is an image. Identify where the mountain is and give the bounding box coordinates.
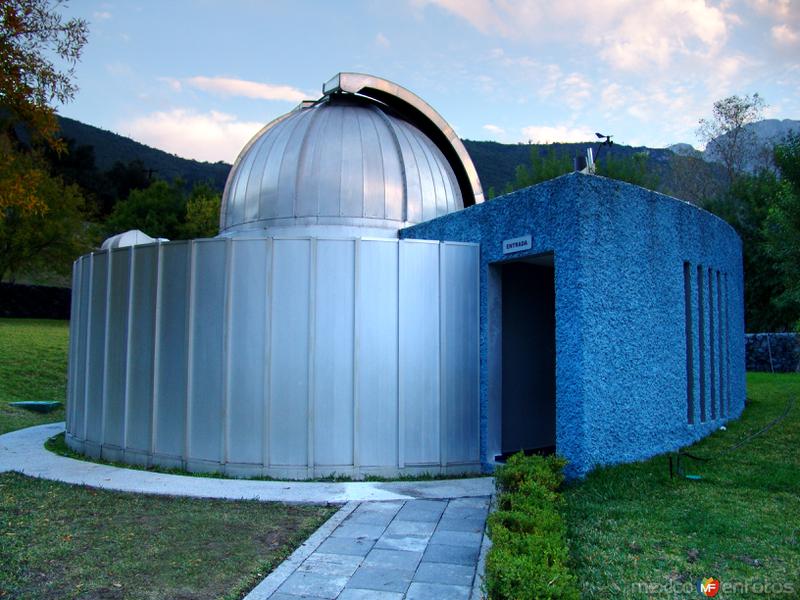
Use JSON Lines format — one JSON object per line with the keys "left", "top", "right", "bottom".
{"left": 698, "top": 118, "right": 800, "bottom": 173}
{"left": 56, "top": 115, "right": 231, "bottom": 190}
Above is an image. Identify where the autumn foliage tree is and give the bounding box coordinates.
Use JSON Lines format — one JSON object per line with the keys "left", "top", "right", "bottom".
{"left": 0, "top": 0, "right": 88, "bottom": 146}
{"left": 0, "top": 0, "right": 90, "bottom": 281}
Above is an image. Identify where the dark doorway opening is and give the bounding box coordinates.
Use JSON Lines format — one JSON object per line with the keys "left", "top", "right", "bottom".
{"left": 497, "top": 258, "right": 556, "bottom": 461}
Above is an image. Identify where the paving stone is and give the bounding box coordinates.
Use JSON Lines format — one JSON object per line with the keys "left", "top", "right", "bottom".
{"left": 352, "top": 501, "right": 404, "bottom": 516}
{"left": 276, "top": 571, "right": 348, "bottom": 599}
{"left": 268, "top": 593, "right": 328, "bottom": 600}
{"left": 405, "top": 581, "right": 472, "bottom": 600}
{"left": 413, "top": 562, "right": 475, "bottom": 586}
{"left": 363, "top": 548, "right": 422, "bottom": 571}
{"left": 442, "top": 506, "right": 488, "bottom": 521}
{"left": 422, "top": 543, "right": 480, "bottom": 565}
{"left": 384, "top": 519, "right": 437, "bottom": 537}
{"left": 429, "top": 529, "right": 483, "bottom": 548}
{"left": 436, "top": 516, "right": 486, "bottom": 533}
{"left": 346, "top": 510, "right": 398, "bottom": 527}
{"left": 447, "top": 497, "right": 490, "bottom": 510}
{"left": 315, "top": 536, "right": 374, "bottom": 557}
{"left": 374, "top": 532, "right": 431, "bottom": 552}
{"left": 330, "top": 522, "right": 386, "bottom": 540}
{"left": 395, "top": 499, "right": 447, "bottom": 522}
{"left": 296, "top": 552, "right": 362, "bottom": 577}
{"left": 337, "top": 589, "right": 404, "bottom": 600}
{"left": 346, "top": 566, "right": 415, "bottom": 593}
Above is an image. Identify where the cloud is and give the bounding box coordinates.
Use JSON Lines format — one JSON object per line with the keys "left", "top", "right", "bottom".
{"left": 418, "top": 0, "right": 731, "bottom": 72}
{"left": 92, "top": 11, "right": 112, "bottom": 20}
{"left": 748, "top": 0, "right": 793, "bottom": 19}
{"left": 122, "top": 109, "right": 264, "bottom": 163}
{"left": 375, "top": 32, "right": 391, "bottom": 47}
{"left": 521, "top": 125, "right": 593, "bottom": 144}
{"left": 772, "top": 24, "right": 799, "bottom": 45}
{"left": 158, "top": 77, "right": 182, "bottom": 92}
{"left": 482, "top": 124, "right": 505, "bottom": 136}
{"left": 185, "top": 76, "right": 309, "bottom": 103}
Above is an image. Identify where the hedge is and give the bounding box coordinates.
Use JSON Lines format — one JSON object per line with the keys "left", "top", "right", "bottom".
{"left": 485, "top": 452, "right": 579, "bottom": 600}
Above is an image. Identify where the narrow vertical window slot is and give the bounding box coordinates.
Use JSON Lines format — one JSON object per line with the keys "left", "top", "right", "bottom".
{"left": 717, "top": 270, "right": 725, "bottom": 417}
{"left": 697, "top": 265, "right": 706, "bottom": 422}
{"left": 683, "top": 262, "right": 694, "bottom": 424}
{"left": 708, "top": 267, "right": 716, "bottom": 420}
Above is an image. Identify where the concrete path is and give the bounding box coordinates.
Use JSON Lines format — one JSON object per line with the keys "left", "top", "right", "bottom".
{"left": 245, "top": 497, "right": 492, "bottom": 600}
{"left": 1, "top": 423, "right": 494, "bottom": 598}
{"left": 0, "top": 423, "right": 493, "bottom": 502}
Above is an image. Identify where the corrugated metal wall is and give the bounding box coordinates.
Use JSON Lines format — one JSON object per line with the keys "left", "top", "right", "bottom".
{"left": 66, "top": 237, "right": 480, "bottom": 479}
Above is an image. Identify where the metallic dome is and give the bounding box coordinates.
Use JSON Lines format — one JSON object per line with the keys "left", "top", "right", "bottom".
{"left": 219, "top": 94, "right": 466, "bottom": 237}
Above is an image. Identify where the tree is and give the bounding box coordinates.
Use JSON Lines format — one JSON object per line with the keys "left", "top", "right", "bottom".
{"left": 105, "top": 179, "right": 188, "bottom": 240}
{"left": 0, "top": 0, "right": 88, "bottom": 146}
{"left": 762, "top": 132, "right": 800, "bottom": 330}
{"left": 181, "top": 182, "right": 221, "bottom": 239}
{"left": 0, "top": 131, "right": 90, "bottom": 282}
{"left": 697, "top": 93, "right": 766, "bottom": 188}
{"left": 595, "top": 151, "right": 659, "bottom": 190}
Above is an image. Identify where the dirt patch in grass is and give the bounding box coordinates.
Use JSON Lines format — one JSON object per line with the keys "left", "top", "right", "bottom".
{"left": 0, "top": 472, "right": 337, "bottom": 600}
{"left": 564, "top": 373, "right": 800, "bottom": 599}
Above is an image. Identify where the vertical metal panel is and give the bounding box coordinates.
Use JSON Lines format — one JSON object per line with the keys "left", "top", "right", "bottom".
{"left": 357, "top": 240, "right": 399, "bottom": 467}
{"left": 153, "top": 242, "right": 189, "bottom": 458}
{"left": 262, "top": 118, "right": 305, "bottom": 220}
{"left": 243, "top": 131, "right": 279, "bottom": 224}
{"left": 400, "top": 122, "right": 437, "bottom": 223}
{"left": 295, "top": 108, "right": 329, "bottom": 217}
{"left": 73, "top": 257, "right": 91, "bottom": 440}
{"left": 187, "top": 240, "right": 226, "bottom": 463}
{"left": 227, "top": 239, "right": 269, "bottom": 464}
{"left": 125, "top": 244, "right": 158, "bottom": 451}
{"left": 66, "top": 261, "right": 80, "bottom": 434}
{"left": 391, "top": 122, "right": 422, "bottom": 223}
{"left": 103, "top": 249, "right": 131, "bottom": 448}
{"left": 269, "top": 239, "right": 310, "bottom": 466}
{"left": 317, "top": 110, "right": 343, "bottom": 217}
{"left": 278, "top": 111, "right": 314, "bottom": 217}
{"left": 359, "top": 111, "right": 386, "bottom": 219}
{"left": 340, "top": 108, "right": 364, "bottom": 217}
{"left": 441, "top": 243, "right": 480, "bottom": 463}
{"left": 313, "top": 239, "right": 355, "bottom": 466}
{"left": 400, "top": 241, "right": 441, "bottom": 465}
{"left": 373, "top": 110, "right": 404, "bottom": 221}
{"left": 85, "top": 252, "right": 107, "bottom": 444}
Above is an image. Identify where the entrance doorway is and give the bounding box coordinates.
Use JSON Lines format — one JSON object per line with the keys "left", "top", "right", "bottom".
{"left": 498, "top": 256, "right": 556, "bottom": 459}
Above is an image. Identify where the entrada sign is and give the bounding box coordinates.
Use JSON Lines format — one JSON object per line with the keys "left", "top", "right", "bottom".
{"left": 502, "top": 235, "right": 532, "bottom": 255}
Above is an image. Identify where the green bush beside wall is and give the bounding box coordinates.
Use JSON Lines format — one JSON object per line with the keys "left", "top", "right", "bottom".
{"left": 485, "top": 453, "right": 579, "bottom": 600}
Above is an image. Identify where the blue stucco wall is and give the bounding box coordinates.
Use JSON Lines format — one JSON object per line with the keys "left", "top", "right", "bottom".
{"left": 401, "top": 173, "right": 745, "bottom": 477}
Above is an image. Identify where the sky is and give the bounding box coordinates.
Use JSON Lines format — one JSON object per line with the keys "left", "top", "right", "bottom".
{"left": 55, "top": 0, "right": 800, "bottom": 164}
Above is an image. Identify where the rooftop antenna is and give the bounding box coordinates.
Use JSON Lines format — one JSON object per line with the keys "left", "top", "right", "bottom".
{"left": 594, "top": 132, "right": 614, "bottom": 163}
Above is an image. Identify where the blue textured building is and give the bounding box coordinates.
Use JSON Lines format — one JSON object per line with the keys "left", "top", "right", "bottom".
{"left": 402, "top": 172, "right": 745, "bottom": 477}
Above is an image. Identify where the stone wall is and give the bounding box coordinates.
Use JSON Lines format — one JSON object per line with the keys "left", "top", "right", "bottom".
{"left": 745, "top": 333, "right": 800, "bottom": 372}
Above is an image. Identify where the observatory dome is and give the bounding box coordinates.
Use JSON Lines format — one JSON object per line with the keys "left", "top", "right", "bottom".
{"left": 219, "top": 94, "right": 466, "bottom": 237}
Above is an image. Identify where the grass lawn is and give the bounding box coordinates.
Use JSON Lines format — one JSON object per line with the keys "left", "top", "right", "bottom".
{"left": 565, "top": 372, "right": 800, "bottom": 599}
{"left": 0, "top": 319, "right": 68, "bottom": 435}
{"left": 0, "top": 473, "right": 335, "bottom": 599}
{"left": 0, "top": 318, "right": 337, "bottom": 599}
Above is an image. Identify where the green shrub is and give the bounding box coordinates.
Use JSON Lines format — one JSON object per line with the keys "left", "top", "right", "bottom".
{"left": 484, "top": 453, "right": 579, "bottom": 599}
{"left": 494, "top": 451, "right": 566, "bottom": 493}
